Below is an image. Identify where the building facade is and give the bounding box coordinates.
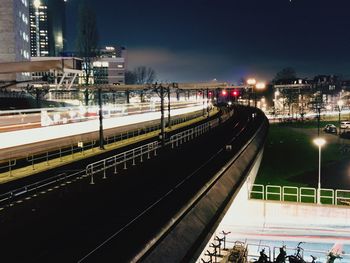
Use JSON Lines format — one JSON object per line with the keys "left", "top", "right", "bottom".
{"left": 0, "top": 0, "right": 31, "bottom": 81}
{"left": 29, "top": 0, "right": 66, "bottom": 57}
{"left": 93, "top": 46, "right": 127, "bottom": 85}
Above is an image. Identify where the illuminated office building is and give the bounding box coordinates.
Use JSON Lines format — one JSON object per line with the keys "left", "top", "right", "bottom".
{"left": 29, "top": 0, "right": 66, "bottom": 57}
{"left": 93, "top": 46, "right": 127, "bottom": 85}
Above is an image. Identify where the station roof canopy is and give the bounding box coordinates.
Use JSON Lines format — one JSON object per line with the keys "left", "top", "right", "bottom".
{"left": 88, "top": 82, "right": 231, "bottom": 91}
{"left": 0, "top": 57, "right": 82, "bottom": 74}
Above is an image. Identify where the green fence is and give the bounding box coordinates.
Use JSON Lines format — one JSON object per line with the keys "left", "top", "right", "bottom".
{"left": 250, "top": 184, "right": 350, "bottom": 206}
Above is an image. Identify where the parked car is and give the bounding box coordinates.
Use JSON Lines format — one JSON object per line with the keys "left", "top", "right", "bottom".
{"left": 341, "top": 121, "right": 350, "bottom": 129}
{"left": 340, "top": 131, "right": 350, "bottom": 139}
{"left": 323, "top": 124, "right": 337, "bottom": 134}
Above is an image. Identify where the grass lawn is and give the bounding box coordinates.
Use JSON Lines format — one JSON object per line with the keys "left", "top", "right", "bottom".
{"left": 255, "top": 121, "right": 347, "bottom": 187}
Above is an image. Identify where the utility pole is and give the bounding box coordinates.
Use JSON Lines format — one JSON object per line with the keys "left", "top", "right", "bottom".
{"left": 202, "top": 89, "right": 205, "bottom": 117}
{"left": 84, "top": 88, "right": 89, "bottom": 106}
{"left": 317, "top": 106, "right": 321, "bottom": 137}
{"left": 125, "top": 89, "right": 130, "bottom": 104}
{"left": 160, "top": 84, "right": 165, "bottom": 147}
{"left": 98, "top": 87, "right": 104, "bottom": 150}
{"left": 152, "top": 83, "right": 166, "bottom": 147}
{"left": 167, "top": 86, "right": 171, "bottom": 129}
{"left": 207, "top": 88, "right": 210, "bottom": 118}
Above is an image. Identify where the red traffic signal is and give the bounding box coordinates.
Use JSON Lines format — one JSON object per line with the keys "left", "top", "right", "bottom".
{"left": 221, "top": 90, "right": 227, "bottom": 96}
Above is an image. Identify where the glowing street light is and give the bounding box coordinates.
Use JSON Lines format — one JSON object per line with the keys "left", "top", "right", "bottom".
{"left": 273, "top": 90, "right": 280, "bottom": 116}
{"left": 247, "top": 78, "right": 256, "bottom": 85}
{"left": 254, "top": 82, "right": 266, "bottom": 108}
{"left": 246, "top": 78, "right": 256, "bottom": 107}
{"left": 337, "top": 99, "right": 344, "bottom": 135}
{"left": 33, "top": 0, "right": 41, "bottom": 8}
{"left": 256, "top": 82, "right": 266, "bottom": 90}
{"left": 313, "top": 138, "right": 326, "bottom": 204}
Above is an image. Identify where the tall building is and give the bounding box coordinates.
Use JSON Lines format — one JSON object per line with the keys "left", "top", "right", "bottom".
{"left": 93, "top": 46, "right": 127, "bottom": 85}
{"left": 0, "top": 0, "right": 31, "bottom": 81}
{"left": 29, "top": 0, "right": 66, "bottom": 57}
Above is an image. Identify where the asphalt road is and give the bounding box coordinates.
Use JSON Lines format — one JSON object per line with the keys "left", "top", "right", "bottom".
{"left": 0, "top": 105, "right": 264, "bottom": 262}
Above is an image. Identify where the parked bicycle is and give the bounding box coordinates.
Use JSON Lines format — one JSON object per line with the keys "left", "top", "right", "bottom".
{"left": 254, "top": 246, "right": 287, "bottom": 263}
{"left": 326, "top": 252, "right": 342, "bottom": 263}
{"left": 287, "top": 242, "right": 317, "bottom": 263}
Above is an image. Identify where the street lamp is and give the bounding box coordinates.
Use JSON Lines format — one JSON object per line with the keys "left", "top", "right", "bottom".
{"left": 313, "top": 138, "right": 326, "bottom": 204}
{"left": 247, "top": 78, "right": 256, "bottom": 106}
{"left": 255, "top": 82, "right": 266, "bottom": 108}
{"left": 247, "top": 78, "right": 256, "bottom": 85}
{"left": 337, "top": 99, "right": 344, "bottom": 135}
{"left": 274, "top": 90, "right": 280, "bottom": 116}
{"left": 34, "top": 0, "right": 41, "bottom": 8}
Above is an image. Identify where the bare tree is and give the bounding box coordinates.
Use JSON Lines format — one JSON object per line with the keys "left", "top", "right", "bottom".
{"left": 76, "top": 2, "right": 98, "bottom": 85}
{"left": 133, "top": 66, "right": 156, "bottom": 84}
{"left": 273, "top": 67, "right": 297, "bottom": 83}
{"left": 125, "top": 70, "right": 137, "bottom": 84}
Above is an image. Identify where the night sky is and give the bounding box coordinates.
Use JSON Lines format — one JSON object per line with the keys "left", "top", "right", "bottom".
{"left": 66, "top": 0, "right": 350, "bottom": 83}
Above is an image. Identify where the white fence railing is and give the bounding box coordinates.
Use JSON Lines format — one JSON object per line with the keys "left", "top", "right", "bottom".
{"left": 169, "top": 122, "right": 211, "bottom": 148}
{"left": 250, "top": 184, "right": 350, "bottom": 206}
{"left": 84, "top": 113, "right": 225, "bottom": 185}
{"left": 86, "top": 141, "right": 159, "bottom": 184}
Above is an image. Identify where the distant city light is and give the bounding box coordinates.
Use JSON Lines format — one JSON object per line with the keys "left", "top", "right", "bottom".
{"left": 33, "top": 0, "right": 41, "bottom": 8}
{"left": 247, "top": 78, "right": 256, "bottom": 85}
{"left": 256, "top": 82, "right": 266, "bottom": 90}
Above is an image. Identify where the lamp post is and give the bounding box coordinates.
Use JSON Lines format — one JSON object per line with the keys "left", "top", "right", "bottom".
{"left": 313, "top": 138, "right": 326, "bottom": 204}
{"left": 255, "top": 82, "right": 266, "bottom": 108}
{"left": 274, "top": 90, "right": 280, "bottom": 117}
{"left": 247, "top": 78, "right": 256, "bottom": 106}
{"left": 337, "top": 99, "right": 343, "bottom": 135}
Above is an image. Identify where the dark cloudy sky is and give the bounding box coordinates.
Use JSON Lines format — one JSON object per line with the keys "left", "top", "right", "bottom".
{"left": 66, "top": 0, "right": 350, "bottom": 83}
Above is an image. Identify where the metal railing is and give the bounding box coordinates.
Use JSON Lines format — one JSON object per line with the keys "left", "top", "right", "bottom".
{"left": 0, "top": 159, "right": 16, "bottom": 177}
{"left": 169, "top": 122, "right": 210, "bottom": 148}
{"left": 0, "top": 170, "right": 85, "bottom": 208}
{"left": 250, "top": 184, "right": 350, "bottom": 206}
{"left": 26, "top": 140, "right": 96, "bottom": 170}
{"left": 86, "top": 141, "right": 159, "bottom": 184}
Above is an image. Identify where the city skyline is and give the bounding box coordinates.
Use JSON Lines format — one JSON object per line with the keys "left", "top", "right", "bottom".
{"left": 65, "top": 0, "right": 350, "bottom": 83}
